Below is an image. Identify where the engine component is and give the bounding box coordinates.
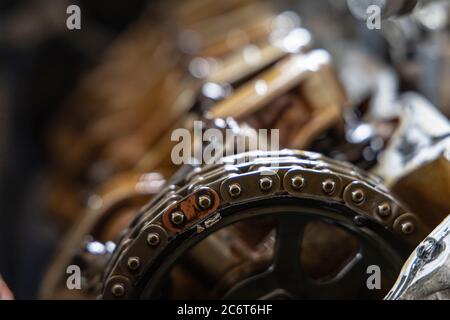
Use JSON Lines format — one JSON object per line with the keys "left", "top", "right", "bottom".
{"left": 31, "top": 0, "right": 450, "bottom": 301}
{"left": 386, "top": 214, "right": 450, "bottom": 299}
{"left": 374, "top": 93, "right": 450, "bottom": 230}
{"left": 100, "top": 150, "right": 426, "bottom": 299}
{"left": 40, "top": 172, "right": 166, "bottom": 299}
{"left": 46, "top": 5, "right": 312, "bottom": 225}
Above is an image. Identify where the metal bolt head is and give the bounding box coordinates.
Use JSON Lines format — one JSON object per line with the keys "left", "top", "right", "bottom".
{"left": 322, "top": 179, "right": 336, "bottom": 194}
{"left": 228, "top": 183, "right": 242, "bottom": 198}
{"left": 111, "top": 283, "right": 125, "bottom": 297}
{"left": 170, "top": 211, "right": 185, "bottom": 226}
{"left": 401, "top": 222, "right": 415, "bottom": 235}
{"left": 127, "top": 256, "right": 140, "bottom": 270}
{"left": 377, "top": 203, "right": 391, "bottom": 217}
{"left": 259, "top": 177, "right": 273, "bottom": 191}
{"left": 291, "top": 175, "right": 305, "bottom": 190}
{"left": 147, "top": 233, "right": 160, "bottom": 247}
{"left": 198, "top": 195, "right": 212, "bottom": 209}
{"left": 417, "top": 238, "right": 441, "bottom": 262}
{"left": 351, "top": 189, "right": 365, "bottom": 203}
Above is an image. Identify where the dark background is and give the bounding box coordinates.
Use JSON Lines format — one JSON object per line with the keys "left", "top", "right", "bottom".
{"left": 0, "top": 0, "right": 149, "bottom": 298}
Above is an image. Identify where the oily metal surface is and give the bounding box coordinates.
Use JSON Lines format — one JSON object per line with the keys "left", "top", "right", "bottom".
{"left": 386, "top": 215, "right": 450, "bottom": 300}
{"left": 100, "top": 150, "right": 427, "bottom": 299}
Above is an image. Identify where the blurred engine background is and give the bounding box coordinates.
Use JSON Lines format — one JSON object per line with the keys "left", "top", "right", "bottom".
{"left": 0, "top": 0, "right": 150, "bottom": 298}
{"left": 0, "top": 0, "right": 449, "bottom": 298}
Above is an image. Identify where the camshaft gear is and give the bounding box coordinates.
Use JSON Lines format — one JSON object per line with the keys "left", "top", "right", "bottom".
{"left": 101, "top": 150, "right": 427, "bottom": 299}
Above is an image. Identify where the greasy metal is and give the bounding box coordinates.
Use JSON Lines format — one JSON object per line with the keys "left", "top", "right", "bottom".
{"left": 374, "top": 93, "right": 450, "bottom": 231}
{"left": 209, "top": 50, "right": 347, "bottom": 120}
{"left": 386, "top": 214, "right": 450, "bottom": 300}
{"left": 39, "top": 172, "right": 165, "bottom": 299}
{"left": 100, "top": 150, "right": 426, "bottom": 299}
{"left": 182, "top": 2, "right": 277, "bottom": 58}
{"left": 132, "top": 49, "right": 345, "bottom": 176}
{"left": 200, "top": 9, "right": 312, "bottom": 84}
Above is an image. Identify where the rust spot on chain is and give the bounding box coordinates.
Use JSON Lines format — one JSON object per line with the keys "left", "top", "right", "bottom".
{"left": 162, "top": 187, "right": 220, "bottom": 233}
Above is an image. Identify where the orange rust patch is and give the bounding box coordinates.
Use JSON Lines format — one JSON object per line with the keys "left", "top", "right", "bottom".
{"left": 162, "top": 187, "right": 220, "bottom": 233}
